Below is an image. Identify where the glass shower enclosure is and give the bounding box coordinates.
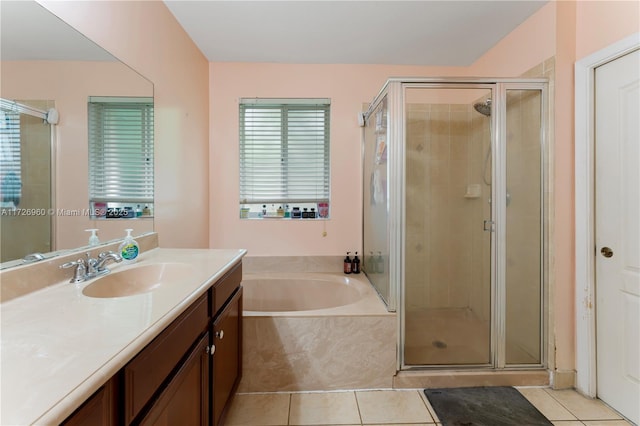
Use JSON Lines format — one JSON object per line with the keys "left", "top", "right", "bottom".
{"left": 362, "top": 79, "right": 548, "bottom": 370}
{"left": 0, "top": 99, "right": 54, "bottom": 262}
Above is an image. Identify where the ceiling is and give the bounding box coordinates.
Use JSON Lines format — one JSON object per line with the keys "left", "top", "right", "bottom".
{"left": 0, "top": 0, "right": 116, "bottom": 61}
{"left": 164, "top": 0, "right": 548, "bottom": 66}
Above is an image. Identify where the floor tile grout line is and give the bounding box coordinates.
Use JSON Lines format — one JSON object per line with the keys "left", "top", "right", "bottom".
{"left": 287, "top": 392, "right": 292, "bottom": 426}
{"left": 541, "top": 388, "right": 624, "bottom": 422}
{"left": 418, "top": 389, "right": 439, "bottom": 423}
{"left": 353, "top": 390, "right": 364, "bottom": 425}
{"left": 543, "top": 388, "right": 585, "bottom": 420}
{"left": 517, "top": 388, "right": 578, "bottom": 423}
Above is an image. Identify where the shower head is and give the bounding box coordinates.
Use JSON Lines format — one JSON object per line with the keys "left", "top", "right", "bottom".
{"left": 473, "top": 98, "right": 492, "bottom": 116}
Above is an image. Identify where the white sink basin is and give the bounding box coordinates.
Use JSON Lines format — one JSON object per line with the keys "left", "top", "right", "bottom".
{"left": 82, "top": 263, "right": 192, "bottom": 298}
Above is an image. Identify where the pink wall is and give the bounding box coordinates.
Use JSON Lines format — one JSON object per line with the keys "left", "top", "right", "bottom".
{"left": 576, "top": 1, "right": 640, "bottom": 60}
{"left": 2, "top": 61, "right": 153, "bottom": 249}
{"left": 38, "top": 0, "right": 210, "bottom": 249}
{"left": 209, "top": 63, "right": 467, "bottom": 255}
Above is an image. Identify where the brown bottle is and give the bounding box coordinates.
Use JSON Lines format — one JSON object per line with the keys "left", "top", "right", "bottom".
{"left": 344, "top": 252, "right": 352, "bottom": 274}
{"left": 352, "top": 252, "right": 361, "bottom": 274}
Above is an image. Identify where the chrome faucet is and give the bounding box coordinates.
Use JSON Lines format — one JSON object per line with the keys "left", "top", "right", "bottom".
{"left": 60, "top": 251, "right": 122, "bottom": 283}
{"left": 95, "top": 251, "right": 123, "bottom": 271}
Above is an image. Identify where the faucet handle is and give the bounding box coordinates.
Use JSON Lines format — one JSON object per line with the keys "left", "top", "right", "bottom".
{"left": 98, "top": 250, "right": 116, "bottom": 259}
{"left": 85, "top": 252, "right": 99, "bottom": 275}
{"left": 60, "top": 258, "right": 87, "bottom": 283}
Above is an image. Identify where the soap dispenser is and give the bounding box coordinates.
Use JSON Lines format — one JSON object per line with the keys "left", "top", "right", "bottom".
{"left": 118, "top": 229, "right": 139, "bottom": 263}
{"left": 343, "top": 252, "right": 352, "bottom": 274}
{"left": 85, "top": 229, "right": 100, "bottom": 246}
{"left": 352, "top": 252, "right": 361, "bottom": 274}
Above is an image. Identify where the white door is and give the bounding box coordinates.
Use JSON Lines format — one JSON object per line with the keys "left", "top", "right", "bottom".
{"left": 595, "top": 48, "right": 640, "bottom": 424}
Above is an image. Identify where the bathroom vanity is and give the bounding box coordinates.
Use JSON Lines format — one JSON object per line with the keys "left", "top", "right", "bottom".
{"left": 0, "top": 247, "right": 245, "bottom": 426}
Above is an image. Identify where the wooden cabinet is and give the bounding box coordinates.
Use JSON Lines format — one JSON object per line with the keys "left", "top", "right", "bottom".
{"left": 139, "top": 334, "right": 210, "bottom": 426}
{"left": 61, "top": 260, "right": 243, "bottom": 426}
{"left": 61, "top": 378, "right": 117, "bottom": 426}
{"left": 212, "top": 287, "right": 242, "bottom": 426}
{"left": 124, "top": 294, "right": 208, "bottom": 424}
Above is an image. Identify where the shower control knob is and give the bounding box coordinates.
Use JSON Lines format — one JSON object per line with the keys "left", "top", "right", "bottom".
{"left": 600, "top": 247, "right": 614, "bottom": 258}
{"left": 216, "top": 330, "right": 224, "bottom": 340}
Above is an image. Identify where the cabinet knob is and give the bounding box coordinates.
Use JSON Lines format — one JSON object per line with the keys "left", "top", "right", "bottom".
{"left": 216, "top": 330, "right": 224, "bottom": 340}
{"left": 206, "top": 344, "right": 216, "bottom": 356}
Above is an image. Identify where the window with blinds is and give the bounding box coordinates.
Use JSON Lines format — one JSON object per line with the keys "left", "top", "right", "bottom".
{"left": 0, "top": 110, "right": 22, "bottom": 208}
{"left": 88, "top": 97, "right": 154, "bottom": 206}
{"left": 239, "top": 98, "right": 330, "bottom": 218}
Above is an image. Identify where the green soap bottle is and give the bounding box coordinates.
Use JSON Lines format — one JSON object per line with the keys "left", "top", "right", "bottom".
{"left": 118, "top": 229, "right": 139, "bottom": 263}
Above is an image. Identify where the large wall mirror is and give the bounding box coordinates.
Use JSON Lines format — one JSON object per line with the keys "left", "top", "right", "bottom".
{"left": 0, "top": 1, "right": 154, "bottom": 269}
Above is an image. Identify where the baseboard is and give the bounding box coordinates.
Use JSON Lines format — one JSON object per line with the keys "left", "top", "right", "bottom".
{"left": 551, "top": 369, "right": 576, "bottom": 389}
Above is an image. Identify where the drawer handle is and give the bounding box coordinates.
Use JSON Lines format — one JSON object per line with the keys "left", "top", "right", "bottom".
{"left": 206, "top": 344, "right": 216, "bottom": 356}
{"left": 216, "top": 330, "right": 224, "bottom": 340}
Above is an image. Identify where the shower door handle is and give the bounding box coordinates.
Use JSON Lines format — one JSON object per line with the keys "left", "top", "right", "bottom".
{"left": 483, "top": 220, "right": 495, "bottom": 232}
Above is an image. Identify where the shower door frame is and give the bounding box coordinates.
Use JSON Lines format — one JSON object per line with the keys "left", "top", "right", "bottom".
{"left": 367, "top": 78, "right": 549, "bottom": 372}
{"left": 0, "top": 99, "right": 57, "bottom": 260}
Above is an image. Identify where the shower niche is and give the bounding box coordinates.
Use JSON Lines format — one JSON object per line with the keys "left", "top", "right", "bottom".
{"left": 362, "top": 79, "right": 548, "bottom": 371}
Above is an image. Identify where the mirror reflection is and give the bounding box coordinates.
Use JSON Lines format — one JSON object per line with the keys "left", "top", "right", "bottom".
{"left": 0, "top": 1, "right": 154, "bottom": 268}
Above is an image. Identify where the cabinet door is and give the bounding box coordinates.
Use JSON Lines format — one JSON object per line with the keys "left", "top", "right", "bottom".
{"left": 139, "top": 333, "right": 210, "bottom": 426}
{"left": 124, "top": 294, "right": 208, "bottom": 423}
{"left": 212, "top": 287, "right": 242, "bottom": 426}
{"left": 61, "top": 378, "right": 117, "bottom": 426}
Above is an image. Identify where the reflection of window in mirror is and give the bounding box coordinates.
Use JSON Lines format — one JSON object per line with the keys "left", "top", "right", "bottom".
{"left": 0, "top": 110, "right": 22, "bottom": 209}
{"left": 88, "top": 96, "right": 154, "bottom": 219}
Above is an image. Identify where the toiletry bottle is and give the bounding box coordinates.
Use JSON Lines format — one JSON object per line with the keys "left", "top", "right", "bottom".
{"left": 136, "top": 204, "right": 142, "bottom": 217}
{"left": 376, "top": 251, "right": 384, "bottom": 274}
{"left": 142, "top": 205, "right": 151, "bottom": 216}
{"left": 118, "top": 229, "right": 139, "bottom": 263}
{"left": 343, "top": 252, "right": 352, "bottom": 274}
{"left": 352, "top": 252, "right": 361, "bottom": 274}
{"left": 85, "top": 229, "right": 100, "bottom": 246}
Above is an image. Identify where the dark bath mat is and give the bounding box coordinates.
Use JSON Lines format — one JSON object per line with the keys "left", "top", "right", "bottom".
{"left": 424, "top": 386, "right": 553, "bottom": 426}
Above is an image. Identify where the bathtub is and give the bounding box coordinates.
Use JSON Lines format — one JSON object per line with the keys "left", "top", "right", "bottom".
{"left": 243, "top": 273, "right": 370, "bottom": 314}
{"left": 239, "top": 272, "right": 396, "bottom": 392}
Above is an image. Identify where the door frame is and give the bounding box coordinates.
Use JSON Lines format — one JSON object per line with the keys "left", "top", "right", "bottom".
{"left": 574, "top": 32, "right": 640, "bottom": 398}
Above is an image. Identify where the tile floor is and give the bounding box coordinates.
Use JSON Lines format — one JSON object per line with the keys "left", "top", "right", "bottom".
{"left": 224, "top": 387, "right": 634, "bottom": 426}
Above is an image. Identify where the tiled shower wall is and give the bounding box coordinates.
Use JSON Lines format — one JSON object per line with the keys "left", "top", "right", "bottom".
{"left": 405, "top": 102, "right": 491, "bottom": 319}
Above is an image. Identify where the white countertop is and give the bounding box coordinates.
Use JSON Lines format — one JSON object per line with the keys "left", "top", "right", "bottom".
{"left": 0, "top": 248, "right": 246, "bottom": 425}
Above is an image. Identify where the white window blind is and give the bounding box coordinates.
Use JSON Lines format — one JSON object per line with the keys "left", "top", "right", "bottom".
{"left": 88, "top": 97, "right": 154, "bottom": 204}
{"left": 0, "top": 110, "right": 22, "bottom": 207}
{"left": 239, "top": 99, "right": 330, "bottom": 205}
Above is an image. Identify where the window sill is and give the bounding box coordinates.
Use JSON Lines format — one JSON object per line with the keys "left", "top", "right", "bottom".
{"left": 240, "top": 217, "right": 329, "bottom": 221}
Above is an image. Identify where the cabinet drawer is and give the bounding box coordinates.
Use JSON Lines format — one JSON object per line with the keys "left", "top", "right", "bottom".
{"left": 211, "top": 262, "right": 242, "bottom": 315}
{"left": 124, "top": 293, "right": 208, "bottom": 424}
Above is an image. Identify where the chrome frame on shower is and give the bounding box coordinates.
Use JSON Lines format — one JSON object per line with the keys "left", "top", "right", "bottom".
{"left": 0, "top": 98, "right": 57, "bottom": 254}
{"left": 362, "top": 78, "right": 549, "bottom": 373}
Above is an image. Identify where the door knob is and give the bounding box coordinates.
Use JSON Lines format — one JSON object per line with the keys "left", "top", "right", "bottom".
{"left": 600, "top": 247, "right": 614, "bottom": 258}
